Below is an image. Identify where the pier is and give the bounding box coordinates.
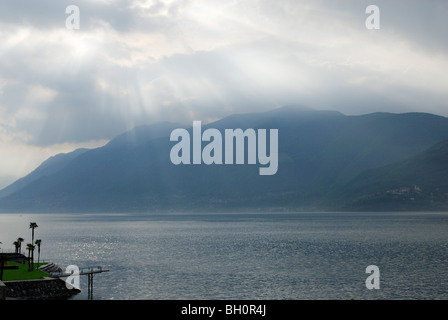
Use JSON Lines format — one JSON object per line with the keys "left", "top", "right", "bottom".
{"left": 48, "top": 266, "right": 110, "bottom": 299}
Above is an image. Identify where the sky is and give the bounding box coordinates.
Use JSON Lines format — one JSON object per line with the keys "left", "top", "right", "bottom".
{"left": 0, "top": 0, "right": 447, "bottom": 189}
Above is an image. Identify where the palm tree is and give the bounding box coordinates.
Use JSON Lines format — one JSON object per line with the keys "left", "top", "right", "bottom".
{"left": 35, "top": 239, "right": 42, "bottom": 266}
{"left": 29, "top": 222, "right": 38, "bottom": 245}
{"left": 26, "top": 243, "right": 35, "bottom": 271}
{"left": 13, "top": 241, "right": 20, "bottom": 254}
{"left": 17, "top": 237, "right": 24, "bottom": 255}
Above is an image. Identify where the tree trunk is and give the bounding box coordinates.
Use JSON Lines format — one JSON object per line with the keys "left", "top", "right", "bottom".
{"left": 28, "top": 252, "right": 31, "bottom": 271}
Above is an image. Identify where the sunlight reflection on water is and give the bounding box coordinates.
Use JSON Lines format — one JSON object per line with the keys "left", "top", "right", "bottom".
{"left": 1, "top": 212, "right": 448, "bottom": 300}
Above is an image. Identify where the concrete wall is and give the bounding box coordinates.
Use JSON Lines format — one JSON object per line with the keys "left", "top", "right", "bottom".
{"left": 4, "top": 278, "right": 80, "bottom": 300}
{"left": 0, "top": 281, "right": 5, "bottom": 300}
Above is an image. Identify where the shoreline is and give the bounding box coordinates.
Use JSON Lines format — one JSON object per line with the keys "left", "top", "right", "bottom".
{"left": 1, "top": 260, "right": 81, "bottom": 300}
{"left": 2, "top": 277, "right": 80, "bottom": 300}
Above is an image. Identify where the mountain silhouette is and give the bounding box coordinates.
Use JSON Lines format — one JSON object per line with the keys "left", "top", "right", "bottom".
{"left": 1, "top": 106, "right": 448, "bottom": 213}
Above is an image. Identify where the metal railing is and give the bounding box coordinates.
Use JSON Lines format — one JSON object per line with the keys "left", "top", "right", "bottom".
{"left": 49, "top": 266, "right": 109, "bottom": 277}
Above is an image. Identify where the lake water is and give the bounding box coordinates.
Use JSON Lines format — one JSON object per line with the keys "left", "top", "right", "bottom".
{"left": 1, "top": 212, "right": 448, "bottom": 300}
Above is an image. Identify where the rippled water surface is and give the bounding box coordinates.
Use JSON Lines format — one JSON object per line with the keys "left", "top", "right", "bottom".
{"left": 1, "top": 212, "right": 448, "bottom": 300}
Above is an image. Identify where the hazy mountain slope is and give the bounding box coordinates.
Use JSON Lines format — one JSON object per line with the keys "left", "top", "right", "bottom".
{"left": 1, "top": 106, "right": 448, "bottom": 213}
{"left": 329, "top": 139, "right": 448, "bottom": 211}
{"left": 0, "top": 148, "right": 89, "bottom": 199}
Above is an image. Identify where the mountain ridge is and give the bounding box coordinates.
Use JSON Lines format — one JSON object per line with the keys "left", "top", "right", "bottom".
{"left": 1, "top": 105, "right": 448, "bottom": 213}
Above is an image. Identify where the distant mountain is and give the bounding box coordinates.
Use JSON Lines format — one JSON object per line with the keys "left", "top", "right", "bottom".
{"left": 0, "top": 148, "right": 89, "bottom": 199}
{"left": 328, "top": 139, "right": 448, "bottom": 211}
{"left": 1, "top": 106, "right": 448, "bottom": 213}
